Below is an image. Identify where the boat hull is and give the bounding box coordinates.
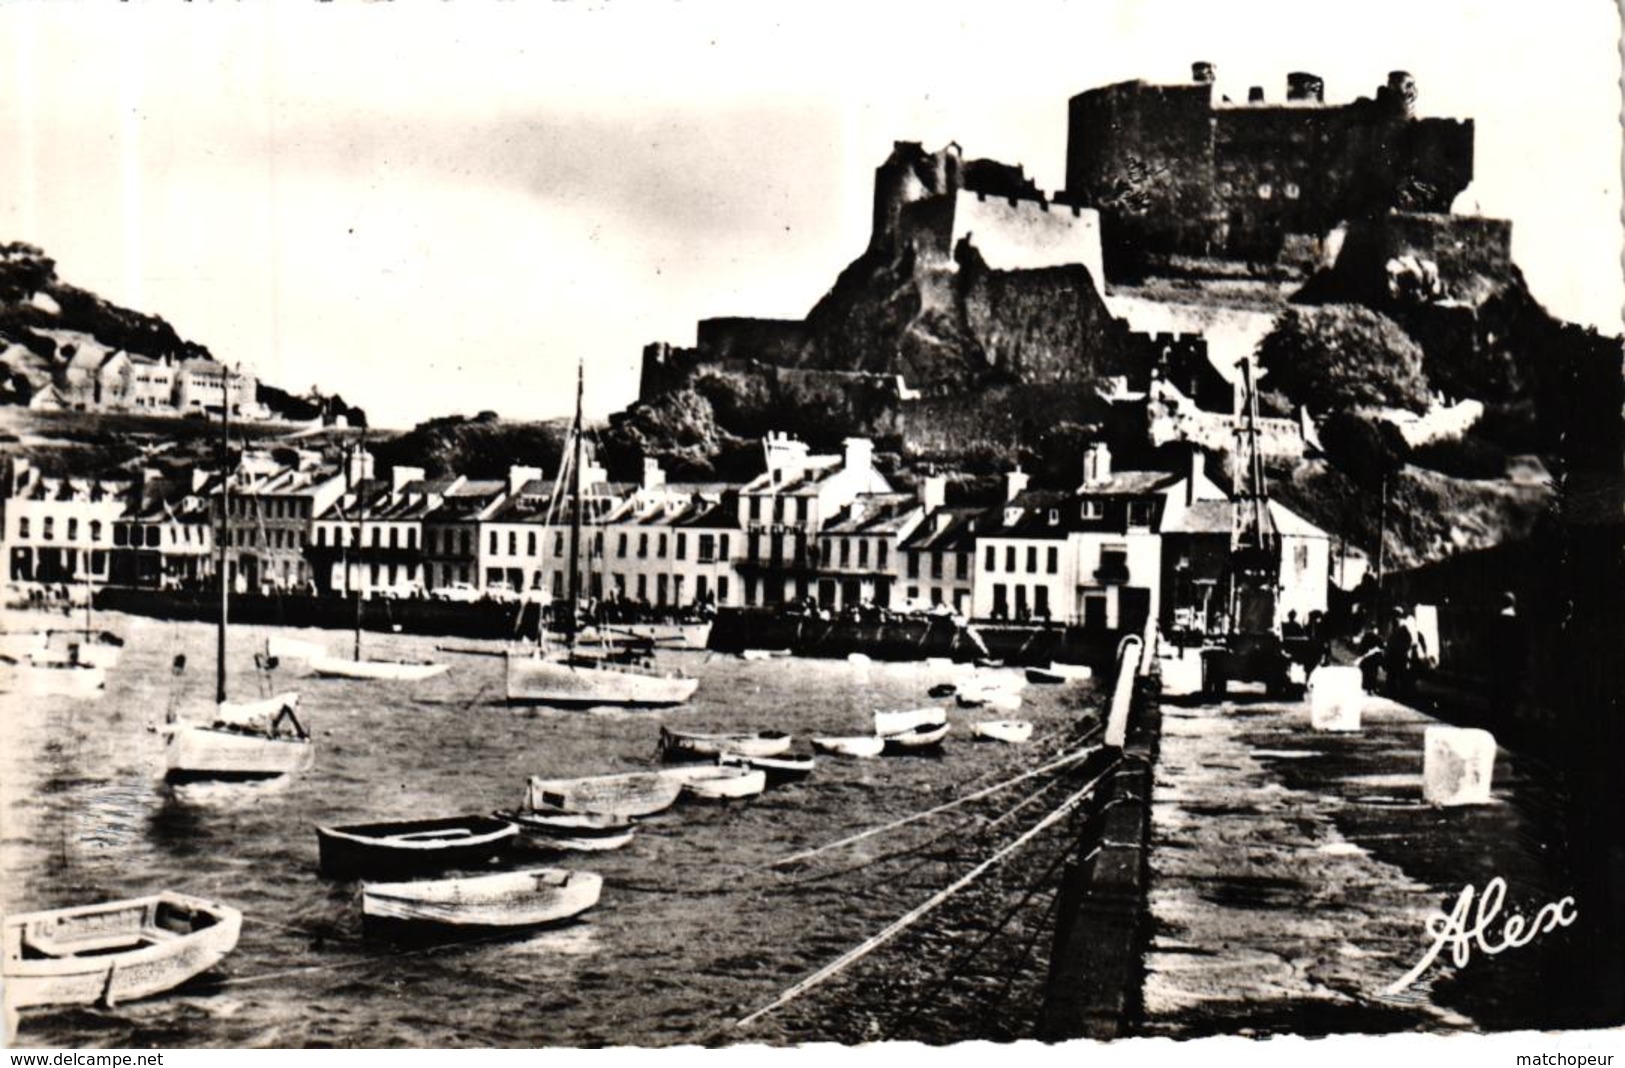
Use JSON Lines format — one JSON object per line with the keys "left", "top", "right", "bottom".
{"left": 310, "top": 656, "right": 449, "bottom": 681}
{"left": 505, "top": 654, "right": 697, "bottom": 708}
{"left": 812, "top": 736, "right": 885, "bottom": 759}
{"left": 882, "top": 723, "right": 951, "bottom": 752}
{"left": 362, "top": 868, "right": 602, "bottom": 928}
{"left": 874, "top": 707, "right": 947, "bottom": 736}
{"left": 971, "top": 719, "right": 1034, "bottom": 744}
{"left": 316, "top": 816, "right": 518, "bottom": 878}
{"left": 721, "top": 753, "right": 815, "bottom": 785}
{"left": 659, "top": 728, "right": 792, "bottom": 761}
{"left": 165, "top": 725, "right": 314, "bottom": 784}
{"left": 2, "top": 892, "right": 241, "bottom": 1010}
{"left": 527, "top": 773, "right": 685, "bottom": 819}
{"left": 498, "top": 808, "right": 637, "bottom": 852}
{"left": 682, "top": 768, "right": 766, "bottom": 800}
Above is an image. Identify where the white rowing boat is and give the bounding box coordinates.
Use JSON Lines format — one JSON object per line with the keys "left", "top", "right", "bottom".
{"left": 881, "top": 722, "right": 951, "bottom": 752}
{"left": 2, "top": 892, "right": 241, "bottom": 1010}
{"left": 362, "top": 868, "right": 602, "bottom": 928}
{"left": 682, "top": 768, "right": 766, "bottom": 801}
{"left": 659, "top": 727, "right": 792, "bottom": 761}
{"left": 811, "top": 735, "right": 885, "bottom": 759}
{"left": 971, "top": 719, "right": 1034, "bottom": 744}
{"left": 873, "top": 707, "right": 947, "bottom": 736}
{"left": 310, "top": 655, "right": 449, "bottom": 682}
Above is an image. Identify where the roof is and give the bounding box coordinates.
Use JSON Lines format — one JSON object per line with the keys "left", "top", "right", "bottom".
{"left": 820, "top": 493, "right": 920, "bottom": 535}
{"left": 1078, "top": 470, "right": 1181, "bottom": 496}
{"left": 740, "top": 456, "right": 844, "bottom": 497}
{"left": 900, "top": 507, "right": 983, "bottom": 552}
{"left": 1160, "top": 499, "right": 1329, "bottom": 539}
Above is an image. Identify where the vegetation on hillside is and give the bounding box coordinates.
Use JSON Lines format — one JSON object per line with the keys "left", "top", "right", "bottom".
{"left": 1256, "top": 305, "right": 1432, "bottom": 414}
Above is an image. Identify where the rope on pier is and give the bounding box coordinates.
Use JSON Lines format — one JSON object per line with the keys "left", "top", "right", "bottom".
{"left": 735, "top": 757, "right": 1120, "bottom": 1030}
{"left": 768, "top": 745, "right": 1100, "bottom": 868}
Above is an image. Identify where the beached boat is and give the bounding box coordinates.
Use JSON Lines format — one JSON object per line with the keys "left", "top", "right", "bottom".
{"left": 881, "top": 722, "right": 951, "bottom": 752}
{"left": 315, "top": 816, "right": 518, "bottom": 878}
{"left": 362, "top": 868, "right": 602, "bottom": 929}
{"left": 721, "top": 752, "right": 816, "bottom": 785}
{"left": 739, "top": 648, "right": 789, "bottom": 661}
{"left": 526, "top": 772, "right": 685, "bottom": 819}
{"left": 958, "top": 688, "right": 1022, "bottom": 712}
{"left": 309, "top": 655, "right": 449, "bottom": 682}
{"left": 927, "top": 682, "right": 958, "bottom": 699}
{"left": 874, "top": 707, "right": 947, "bottom": 736}
{"left": 495, "top": 806, "right": 636, "bottom": 852}
{"left": 165, "top": 386, "right": 312, "bottom": 786}
{"left": 1, "top": 657, "right": 105, "bottom": 699}
{"left": 2, "top": 892, "right": 241, "bottom": 1010}
{"left": 971, "top": 719, "right": 1034, "bottom": 744}
{"left": 659, "top": 727, "right": 792, "bottom": 762}
{"left": 682, "top": 767, "right": 767, "bottom": 801}
{"left": 1026, "top": 662, "right": 1092, "bottom": 685}
{"left": 166, "top": 694, "right": 314, "bottom": 784}
{"left": 266, "top": 635, "right": 328, "bottom": 662}
{"left": 811, "top": 735, "right": 885, "bottom": 759}
{"left": 578, "top": 620, "right": 712, "bottom": 651}
{"left": 506, "top": 651, "right": 697, "bottom": 708}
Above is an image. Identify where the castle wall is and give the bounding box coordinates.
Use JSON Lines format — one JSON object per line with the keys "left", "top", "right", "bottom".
{"left": 695, "top": 318, "right": 814, "bottom": 367}
{"left": 948, "top": 193, "right": 1104, "bottom": 293}
{"left": 962, "top": 265, "right": 1133, "bottom": 385}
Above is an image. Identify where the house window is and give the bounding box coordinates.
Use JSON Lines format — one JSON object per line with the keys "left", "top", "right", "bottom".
{"left": 1005, "top": 546, "right": 1016, "bottom": 572}
{"left": 985, "top": 545, "right": 995, "bottom": 571}
{"left": 907, "top": 585, "right": 919, "bottom": 601}
{"left": 554, "top": 533, "right": 565, "bottom": 556}
{"left": 68, "top": 518, "right": 78, "bottom": 542}
{"left": 877, "top": 542, "right": 888, "bottom": 570}
{"left": 490, "top": 531, "right": 499, "bottom": 554}
{"left": 796, "top": 498, "right": 809, "bottom": 522}
{"left": 637, "top": 574, "right": 647, "bottom": 600}
{"left": 719, "top": 535, "right": 730, "bottom": 559}
{"left": 1026, "top": 546, "right": 1038, "bottom": 573}
{"left": 931, "top": 553, "right": 943, "bottom": 580}
{"left": 1047, "top": 547, "right": 1058, "bottom": 574}
{"left": 1128, "top": 500, "right": 1154, "bottom": 529}
{"left": 749, "top": 497, "right": 760, "bottom": 521}
{"left": 43, "top": 517, "right": 53, "bottom": 541}
{"left": 858, "top": 540, "right": 868, "bottom": 568}
{"left": 527, "top": 532, "right": 536, "bottom": 556}
{"left": 317, "top": 527, "right": 326, "bottom": 547}
{"left": 773, "top": 498, "right": 784, "bottom": 522}
{"left": 1082, "top": 500, "right": 1105, "bottom": 519}
{"left": 89, "top": 520, "right": 102, "bottom": 543}
{"left": 617, "top": 533, "right": 628, "bottom": 558}
{"left": 18, "top": 517, "right": 29, "bottom": 539}
{"left": 676, "top": 533, "right": 687, "bottom": 560}
{"left": 638, "top": 533, "right": 648, "bottom": 558}
{"left": 956, "top": 551, "right": 969, "bottom": 579}
{"left": 718, "top": 576, "right": 730, "bottom": 603}
{"left": 1035, "top": 586, "right": 1050, "bottom": 618}
{"left": 657, "top": 533, "right": 667, "bottom": 559}
{"left": 391, "top": 527, "right": 401, "bottom": 550}
{"left": 508, "top": 531, "right": 517, "bottom": 556}
{"left": 698, "top": 534, "right": 715, "bottom": 562}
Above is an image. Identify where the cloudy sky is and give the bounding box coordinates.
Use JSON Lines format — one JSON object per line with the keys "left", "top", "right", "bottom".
{"left": 2, "top": 0, "right": 1619, "bottom": 427}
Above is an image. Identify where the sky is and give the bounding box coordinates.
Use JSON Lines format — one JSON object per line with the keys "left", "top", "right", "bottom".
{"left": 2, "top": 0, "right": 1620, "bottom": 428}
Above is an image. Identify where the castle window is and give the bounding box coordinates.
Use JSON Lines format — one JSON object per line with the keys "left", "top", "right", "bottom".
{"left": 1047, "top": 508, "right": 1059, "bottom": 525}
{"left": 1284, "top": 182, "right": 1301, "bottom": 200}
{"left": 1257, "top": 182, "right": 1273, "bottom": 200}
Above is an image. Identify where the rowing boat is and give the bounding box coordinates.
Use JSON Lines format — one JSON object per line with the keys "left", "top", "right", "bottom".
{"left": 811, "top": 735, "right": 885, "bottom": 759}
{"left": 682, "top": 767, "right": 766, "bottom": 801}
{"left": 873, "top": 707, "right": 947, "bottom": 736}
{"left": 720, "top": 752, "right": 816, "bottom": 785}
{"left": 362, "top": 868, "right": 602, "bottom": 929}
{"left": 310, "top": 655, "right": 449, "bottom": 682}
{"left": 2, "top": 892, "right": 241, "bottom": 1010}
{"left": 971, "top": 719, "right": 1034, "bottom": 744}
{"left": 659, "top": 727, "right": 792, "bottom": 762}
{"left": 315, "top": 816, "right": 518, "bottom": 878}
{"left": 526, "top": 772, "right": 685, "bottom": 819}
{"left": 881, "top": 722, "right": 951, "bottom": 752}
{"left": 495, "top": 805, "right": 636, "bottom": 852}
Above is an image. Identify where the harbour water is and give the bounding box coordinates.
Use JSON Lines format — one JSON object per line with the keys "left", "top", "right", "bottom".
{"left": 2, "top": 611, "right": 1102, "bottom": 1048}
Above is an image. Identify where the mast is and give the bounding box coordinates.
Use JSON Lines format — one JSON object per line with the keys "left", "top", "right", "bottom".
{"left": 351, "top": 433, "right": 366, "bottom": 662}
{"left": 215, "top": 373, "right": 231, "bottom": 705}
{"left": 565, "top": 362, "right": 584, "bottom": 654}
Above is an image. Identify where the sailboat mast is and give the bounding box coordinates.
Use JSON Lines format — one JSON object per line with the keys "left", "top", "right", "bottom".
{"left": 215, "top": 373, "right": 231, "bottom": 705}
{"left": 352, "top": 434, "right": 365, "bottom": 662}
{"left": 565, "top": 363, "right": 584, "bottom": 653}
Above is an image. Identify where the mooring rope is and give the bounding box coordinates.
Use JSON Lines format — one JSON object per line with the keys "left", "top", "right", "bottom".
{"left": 735, "top": 756, "right": 1120, "bottom": 1029}
{"left": 769, "top": 744, "right": 1099, "bottom": 868}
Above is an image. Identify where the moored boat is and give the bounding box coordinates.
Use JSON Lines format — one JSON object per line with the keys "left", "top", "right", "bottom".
{"left": 362, "top": 868, "right": 603, "bottom": 929}
{"left": 495, "top": 806, "right": 636, "bottom": 852}
{"left": 873, "top": 707, "right": 947, "bottom": 736}
{"left": 927, "top": 682, "right": 958, "bottom": 698}
{"left": 506, "top": 651, "right": 697, "bottom": 708}
{"left": 1027, "top": 661, "right": 1092, "bottom": 685}
{"left": 315, "top": 816, "right": 518, "bottom": 878}
{"left": 971, "top": 719, "right": 1034, "bottom": 744}
{"left": 682, "top": 767, "right": 767, "bottom": 801}
{"left": 881, "top": 722, "right": 951, "bottom": 753}
{"left": 1, "top": 657, "right": 105, "bottom": 699}
{"left": 2, "top": 892, "right": 241, "bottom": 1010}
{"left": 811, "top": 735, "right": 885, "bottom": 759}
{"left": 310, "top": 655, "right": 449, "bottom": 681}
{"left": 527, "top": 771, "right": 685, "bottom": 819}
{"left": 658, "top": 727, "right": 792, "bottom": 762}
{"left": 721, "top": 751, "right": 816, "bottom": 785}
{"left": 739, "top": 648, "right": 789, "bottom": 661}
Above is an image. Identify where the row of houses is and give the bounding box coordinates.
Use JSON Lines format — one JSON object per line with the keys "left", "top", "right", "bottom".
{"left": 1, "top": 434, "right": 1335, "bottom": 636}
{"left": 23, "top": 339, "right": 268, "bottom": 420}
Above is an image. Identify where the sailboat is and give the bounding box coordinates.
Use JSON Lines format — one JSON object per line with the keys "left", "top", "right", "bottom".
{"left": 505, "top": 364, "right": 698, "bottom": 708}
{"left": 309, "top": 441, "right": 448, "bottom": 683}
{"left": 165, "top": 382, "right": 313, "bottom": 784}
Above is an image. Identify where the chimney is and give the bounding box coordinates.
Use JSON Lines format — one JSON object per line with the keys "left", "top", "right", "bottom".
{"left": 1248, "top": 86, "right": 1265, "bottom": 103}
{"left": 641, "top": 457, "right": 665, "bottom": 493}
{"left": 1191, "top": 61, "right": 1216, "bottom": 84}
{"left": 392, "top": 465, "right": 426, "bottom": 494}
{"left": 1082, "top": 442, "right": 1113, "bottom": 487}
{"left": 345, "top": 448, "right": 375, "bottom": 487}
{"left": 920, "top": 473, "right": 947, "bottom": 514}
{"left": 763, "top": 432, "right": 810, "bottom": 478}
{"left": 842, "top": 437, "right": 874, "bottom": 476}
{"left": 1003, "top": 468, "right": 1029, "bottom": 502}
{"left": 1186, "top": 446, "right": 1205, "bottom": 506}
{"left": 1286, "top": 72, "right": 1324, "bottom": 103}
{"left": 503, "top": 465, "right": 542, "bottom": 496}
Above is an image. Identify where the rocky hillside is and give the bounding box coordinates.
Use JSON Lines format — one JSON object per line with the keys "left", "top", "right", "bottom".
{"left": 0, "top": 242, "right": 366, "bottom": 425}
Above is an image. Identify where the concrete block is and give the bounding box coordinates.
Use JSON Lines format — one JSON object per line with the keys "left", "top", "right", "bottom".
{"left": 1308, "top": 665, "right": 1364, "bottom": 731}
{"left": 1423, "top": 725, "right": 1496, "bottom": 806}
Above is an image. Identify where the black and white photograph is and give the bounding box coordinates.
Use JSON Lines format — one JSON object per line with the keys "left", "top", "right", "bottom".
{"left": 1, "top": 0, "right": 1622, "bottom": 1057}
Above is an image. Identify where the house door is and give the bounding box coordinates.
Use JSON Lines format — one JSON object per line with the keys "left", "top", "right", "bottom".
{"left": 1083, "top": 593, "right": 1108, "bottom": 630}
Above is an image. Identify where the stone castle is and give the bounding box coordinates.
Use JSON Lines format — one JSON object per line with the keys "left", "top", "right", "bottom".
{"left": 635, "top": 64, "right": 1512, "bottom": 465}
